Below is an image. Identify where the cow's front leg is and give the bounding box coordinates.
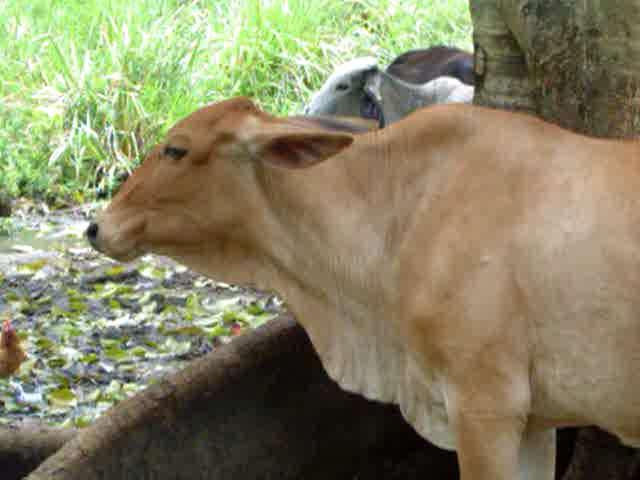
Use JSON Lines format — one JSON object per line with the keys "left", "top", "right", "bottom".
{"left": 518, "top": 427, "right": 556, "bottom": 480}
{"left": 452, "top": 406, "right": 526, "bottom": 480}
{"left": 447, "top": 372, "right": 555, "bottom": 480}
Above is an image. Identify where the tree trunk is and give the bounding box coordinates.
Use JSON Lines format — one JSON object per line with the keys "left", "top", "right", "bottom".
{"left": 471, "top": 0, "right": 640, "bottom": 138}
{"left": 471, "top": 1, "right": 640, "bottom": 478}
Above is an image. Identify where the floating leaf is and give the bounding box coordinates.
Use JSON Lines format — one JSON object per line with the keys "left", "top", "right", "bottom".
{"left": 208, "top": 324, "right": 229, "bottom": 338}
{"left": 69, "top": 299, "right": 87, "bottom": 313}
{"left": 47, "top": 357, "right": 67, "bottom": 369}
{"left": 19, "top": 259, "right": 48, "bottom": 272}
{"left": 48, "top": 387, "right": 77, "bottom": 408}
{"left": 84, "top": 388, "right": 102, "bottom": 404}
{"left": 66, "top": 288, "right": 81, "bottom": 298}
{"left": 104, "top": 345, "right": 128, "bottom": 362}
{"left": 162, "top": 338, "right": 191, "bottom": 356}
{"left": 222, "top": 310, "right": 241, "bottom": 324}
{"left": 105, "top": 265, "right": 125, "bottom": 277}
{"left": 73, "top": 415, "right": 92, "bottom": 428}
{"left": 164, "top": 325, "right": 205, "bottom": 336}
{"left": 81, "top": 353, "right": 99, "bottom": 365}
{"left": 246, "top": 303, "right": 264, "bottom": 316}
{"left": 139, "top": 265, "right": 166, "bottom": 279}
{"left": 63, "top": 325, "right": 83, "bottom": 337}
{"left": 34, "top": 337, "right": 55, "bottom": 351}
{"left": 130, "top": 346, "right": 147, "bottom": 358}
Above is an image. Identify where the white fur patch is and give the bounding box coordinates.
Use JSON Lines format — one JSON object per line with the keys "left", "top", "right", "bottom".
{"left": 304, "top": 57, "right": 379, "bottom": 115}
{"left": 324, "top": 57, "right": 379, "bottom": 83}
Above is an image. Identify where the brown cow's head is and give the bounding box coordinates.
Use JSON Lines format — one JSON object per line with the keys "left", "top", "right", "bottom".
{"left": 87, "top": 97, "right": 353, "bottom": 274}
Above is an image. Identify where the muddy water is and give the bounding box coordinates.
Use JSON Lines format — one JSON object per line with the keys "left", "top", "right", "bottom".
{"left": 0, "top": 202, "right": 285, "bottom": 430}
{"left": 0, "top": 229, "right": 59, "bottom": 254}
{"left": 0, "top": 210, "right": 89, "bottom": 254}
{"left": 0, "top": 207, "right": 93, "bottom": 268}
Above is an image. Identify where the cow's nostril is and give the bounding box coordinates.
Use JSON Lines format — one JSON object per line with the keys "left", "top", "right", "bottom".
{"left": 86, "top": 222, "right": 99, "bottom": 241}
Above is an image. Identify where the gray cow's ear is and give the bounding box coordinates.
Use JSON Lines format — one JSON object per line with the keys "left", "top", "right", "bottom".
{"left": 363, "top": 71, "right": 386, "bottom": 127}
{"left": 365, "top": 70, "right": 435, "bottom": 127}
{"left": 363, "top": 70, "right": 382, "bottom": 103}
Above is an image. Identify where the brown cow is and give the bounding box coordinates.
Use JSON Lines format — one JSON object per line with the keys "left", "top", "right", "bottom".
{"left": 88, "top": 97, "right": 640, "bottom": 480}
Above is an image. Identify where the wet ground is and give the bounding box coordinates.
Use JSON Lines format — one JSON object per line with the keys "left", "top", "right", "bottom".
{"left": 0, "top": 200, "right": 282, "bottom": 428}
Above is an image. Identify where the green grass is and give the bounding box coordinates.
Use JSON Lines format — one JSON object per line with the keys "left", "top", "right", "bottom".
{"left": 0, "top": 0, "right": 471, "bottom": 204}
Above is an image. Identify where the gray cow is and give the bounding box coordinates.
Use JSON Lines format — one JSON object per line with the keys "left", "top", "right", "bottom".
{"left": 304, "top": 48, "right": 475, "bottom": 126}
{"left": 364, "top": 73, "right": 473, "bottom": 126}
{"left": 303, "top": 57, "right": 381, "bottom": 119}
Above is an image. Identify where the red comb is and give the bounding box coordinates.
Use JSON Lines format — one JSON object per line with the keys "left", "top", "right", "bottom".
{"left": 1, "top": 319, "right": 14, "bottom": 347}
{"left": 2, "top": 319, "right": 12, "bottom": 331}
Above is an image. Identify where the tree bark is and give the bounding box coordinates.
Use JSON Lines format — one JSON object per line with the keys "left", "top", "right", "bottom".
{"left": 471, "top": 1, "right": 640, "bottom": 478}
{"left": 472, "top": 0, "right": 640, "bottom": 138}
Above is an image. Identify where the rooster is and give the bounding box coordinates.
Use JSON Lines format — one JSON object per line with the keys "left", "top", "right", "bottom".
{"left": 0, "top": 318, "right": 27, "bottom": 378}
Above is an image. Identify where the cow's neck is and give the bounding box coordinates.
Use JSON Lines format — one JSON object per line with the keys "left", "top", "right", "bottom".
{"left": 254, "top": 132, "right": 397, "bottom": 308}
{"left": 243, "top": 132, "right": 405, "bottom": 394}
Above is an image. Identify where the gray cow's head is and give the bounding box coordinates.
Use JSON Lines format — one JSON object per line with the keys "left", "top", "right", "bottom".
{"left": 305, "top": 59, "right": 474, "bottom": 127}
{"left": 303, "top": 57, "right": 381, "bottom": 120}
{"left": 364, "top": 73, "right": 474, "bottom": 126}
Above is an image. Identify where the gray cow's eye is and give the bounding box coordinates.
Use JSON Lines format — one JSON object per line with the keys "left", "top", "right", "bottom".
{"left": 163, "top": 146, "right": 188, "bottom": 160}
{"left": 335, "top": 83, "right": 350, "bottom": 92}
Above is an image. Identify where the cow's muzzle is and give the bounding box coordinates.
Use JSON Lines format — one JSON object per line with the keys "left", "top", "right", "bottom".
{"left": 85, "top": 222, "right": 100, "bottom": 250}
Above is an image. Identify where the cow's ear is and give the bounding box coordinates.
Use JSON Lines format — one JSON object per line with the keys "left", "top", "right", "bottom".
{"left": 363, "top": 71, "right": 386, "bottom": 127}
{"left": 247, "top": 130, "right": 354, "bottom": 169}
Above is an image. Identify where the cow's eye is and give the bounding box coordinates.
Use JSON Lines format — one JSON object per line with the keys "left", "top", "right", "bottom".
{"left": 335, "top": 83, "right": 350, "bottom": 92}
{"left": 163, "top": 146, "right": 188, "bottom": 160}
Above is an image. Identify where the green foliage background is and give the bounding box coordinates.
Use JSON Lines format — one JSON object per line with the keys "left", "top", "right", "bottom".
{"left": 0, "top": 0, "right": 471, "bottom": 203}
